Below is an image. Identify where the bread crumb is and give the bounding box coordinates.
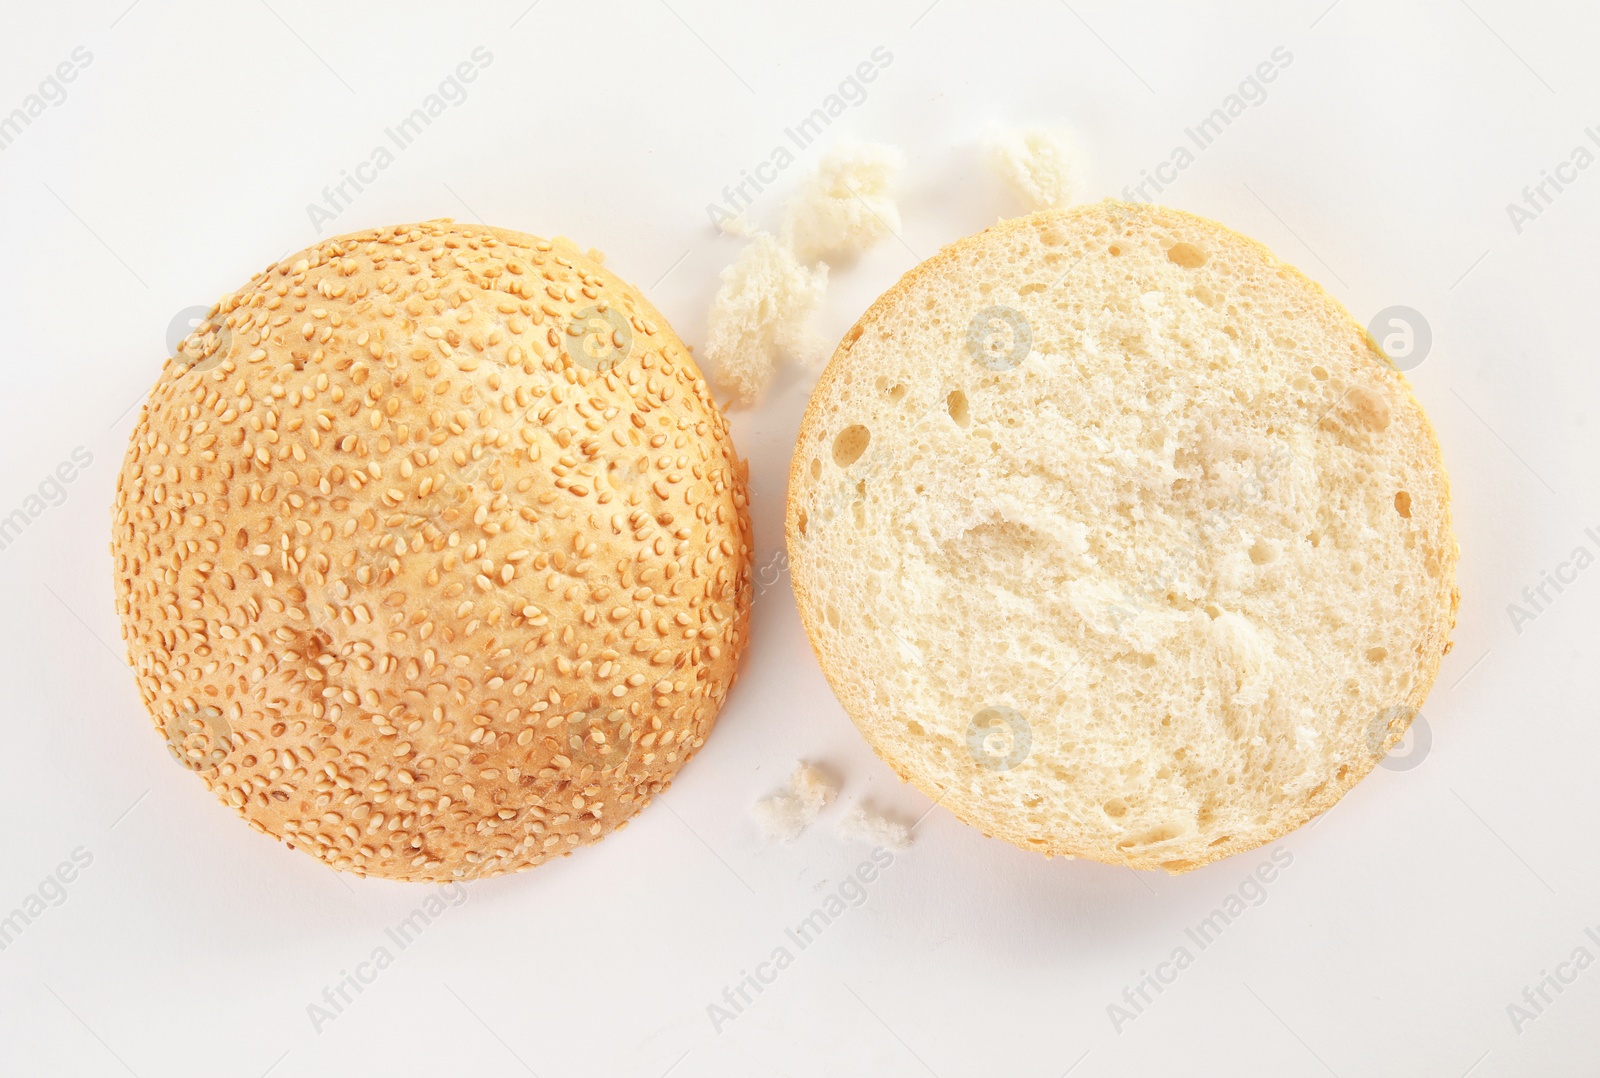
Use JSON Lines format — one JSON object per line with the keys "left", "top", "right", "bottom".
{"left": 790, "top": 764, "right": 836, "bottom": 813}
{"left": 716, "top": 212, "right": 754, "bottom": 238}
{"left": 753, "top": 763, "right": 838, "bottom": 844}
{"left": 837, "top": 804, "right": 911, "bottom": 849}
{"left": 984, "top": 126, "right": 1084, "bottom": 210}
{"left": 705, "top": 233, "right": 828, "bottom": 406}
{"left": 781, "top": 141, "right": 904, "bottom": 261}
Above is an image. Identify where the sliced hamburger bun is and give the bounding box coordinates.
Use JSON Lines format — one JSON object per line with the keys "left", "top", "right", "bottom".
{"left": 785, "top": 200, "right": 1458, "bottom": 872}
{"left": 113, "top": 220, "right": 753, "bottom": 882}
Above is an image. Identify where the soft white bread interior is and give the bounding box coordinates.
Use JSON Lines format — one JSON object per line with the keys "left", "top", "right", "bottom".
{"left": 785, "top": 200, "right": 1458, "bottom": 872}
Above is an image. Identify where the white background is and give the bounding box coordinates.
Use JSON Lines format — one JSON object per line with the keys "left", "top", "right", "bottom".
{"left": 1, "top": 1, "right": 1596, "bottom": 1075}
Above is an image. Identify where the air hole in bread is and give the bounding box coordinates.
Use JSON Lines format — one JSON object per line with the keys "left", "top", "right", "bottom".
{"left": 1366, "top": 646, "right": 1387, "bottom": 662}
{"left": 797, "top": 509, "right": 808, "bottom": 536}
{"left": 1108, "top": 244, "right": 1123, "bottom": 256}
{"left": 1103, "top": 797, "right": 1129, "bottom": 818}
{"left": 1166, "top": 242, "right": 1208, "bottom": 268}
{"left": 1222, "top": 325, "right": 1239, "bottom": 340}
{"left": 832, "top": 424, "right": 871, "bottom": 467}
{"left": 946, "top": 390, "right": 970, "bottom": 427}
{"left": 906, "top": 719, "right": 925, "bottom": 736}
{"left": 888, "top": 383, "right": 909, "bottom": 403}
{"left": 810, "top": 457, "right": 822, "bottom": 480}
{"left": 1161, "top": 859, "right": 1198, "bottom": 871}
{"left": 1249, "top": 539, "right": 1279, "bottom": 565}
{"left": 1311, "top": 365, "right": 1329, "bottom": 380}
{"left": 1019, "top": 282, "right": 1047, "bottom": 296}
{"left": 1394, "top": 491, "right": 1412, "bottom": 518}
{"left": 1119, "top": 824, "right": 1183, "bottom": 848}
{"left": 1347, "top": 386, "right": 1391, "bottom": 431}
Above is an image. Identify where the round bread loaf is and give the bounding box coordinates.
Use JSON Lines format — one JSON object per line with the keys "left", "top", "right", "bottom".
{"left": 786, "top": 201, "right": 1458, "bottom": 872}
{"left": 113, "top": 220, "right": 752, "bottom": 882}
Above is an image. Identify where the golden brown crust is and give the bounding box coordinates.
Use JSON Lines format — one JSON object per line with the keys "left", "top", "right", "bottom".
{"left": 113, "top": 220, "right": 752, "bottom": 882}
{"left": 785, "top": 200, "right": 1458, "bottom": 872}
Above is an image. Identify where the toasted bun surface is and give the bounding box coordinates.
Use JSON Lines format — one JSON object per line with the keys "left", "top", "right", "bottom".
{"left": 785, "top": 201, "right": 1457, "bottom": 872}
{"left": 113, "top": 220, "right": 752, "bottom": 882}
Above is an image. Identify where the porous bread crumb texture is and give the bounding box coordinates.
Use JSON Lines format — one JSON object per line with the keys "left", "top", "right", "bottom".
{"left": 837, "top": 804, "right": 911, "bottom": 849}
{"left": 708, "top": 140, "right": 904, "bottom": 407}
{"left": 780, "top": 141, "right": 905, "bottom": 262}
{"left": 112, "top": 219, "right": 753, "bottom": 883}
{"left": 705, "top": 233, "right": 828, "bottom": 407}
{"left": 752, "top": 762, "right": 837, "bottom": 843}
{"left": 789, "top": 761, "right": 837, "bottom": 811}
{"left": 785, "top": 200, "right": 1459, "bottom": 872}
{"left": 985, "top": 126, "right": 1084, "bottom": 211}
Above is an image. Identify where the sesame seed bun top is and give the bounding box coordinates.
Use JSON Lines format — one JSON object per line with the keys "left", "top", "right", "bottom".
{"left": 112, "top": 220, "right": 752, "bottom": 882}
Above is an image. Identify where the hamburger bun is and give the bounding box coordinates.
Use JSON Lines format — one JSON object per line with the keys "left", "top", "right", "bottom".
{"left": 785, "top": 200, "right": 1458, "bottom": 872}
{"left": 113, "top": 220, "right": 753, "bottom": 882}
